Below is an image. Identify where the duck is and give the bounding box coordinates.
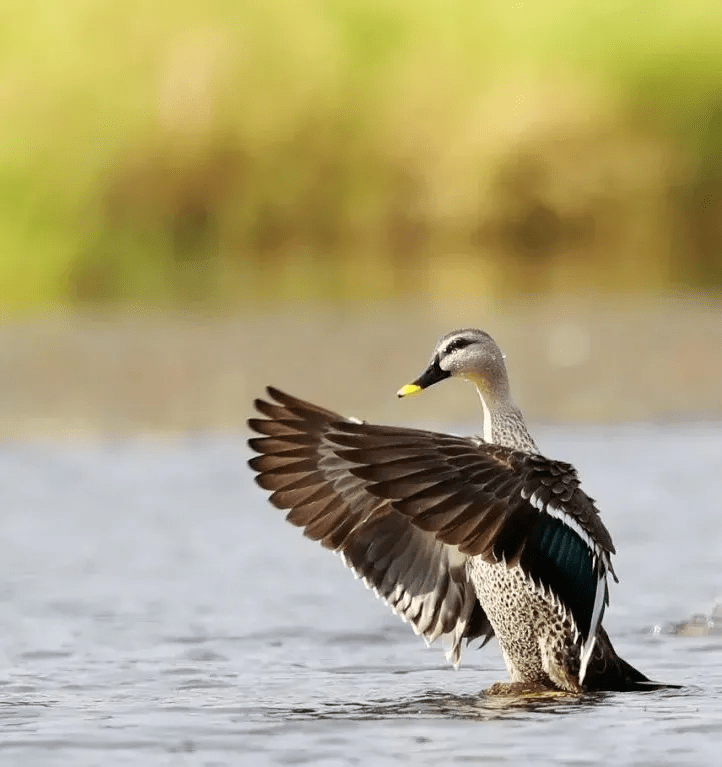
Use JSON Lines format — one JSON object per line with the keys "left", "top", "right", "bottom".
{"left": 247, "top": 328, "right": 663, "bottom": 693}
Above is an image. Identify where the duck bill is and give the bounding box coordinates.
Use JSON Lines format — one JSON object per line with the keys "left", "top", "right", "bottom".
{"left": 396, "top": 358, "right": 450, "bottom": 398}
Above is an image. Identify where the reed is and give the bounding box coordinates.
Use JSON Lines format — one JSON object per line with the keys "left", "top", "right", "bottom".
{"left": 2, "top": 0, "right": 721, "bottom": 310}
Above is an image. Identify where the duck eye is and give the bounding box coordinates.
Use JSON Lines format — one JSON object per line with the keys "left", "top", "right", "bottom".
{"left": 445, "top": 338, "right": 472, "bottom": 354}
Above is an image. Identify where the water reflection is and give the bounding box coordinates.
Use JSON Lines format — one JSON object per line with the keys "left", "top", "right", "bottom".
{"left": 265, "top": 688, "right": 608, "bottom": 722}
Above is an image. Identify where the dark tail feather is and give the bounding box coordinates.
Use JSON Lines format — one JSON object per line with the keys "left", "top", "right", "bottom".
{"left": 584, "top": 627, "right": 680, "bottom": 692}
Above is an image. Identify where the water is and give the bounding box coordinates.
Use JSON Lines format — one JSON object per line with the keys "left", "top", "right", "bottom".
{"left": 1, "top": 425, "right": 721, "bottom": 765}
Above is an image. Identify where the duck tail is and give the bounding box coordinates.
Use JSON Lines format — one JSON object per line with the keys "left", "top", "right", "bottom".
{"left": 583, "top": 627, "right": 679, "bottom": 692}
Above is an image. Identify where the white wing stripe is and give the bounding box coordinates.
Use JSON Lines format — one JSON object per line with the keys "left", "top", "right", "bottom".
{"left": 530, "top": 495, "right": 602, "bottom": 559}
{"left": 578, "top": 570, "right": 607, "bottom": 684}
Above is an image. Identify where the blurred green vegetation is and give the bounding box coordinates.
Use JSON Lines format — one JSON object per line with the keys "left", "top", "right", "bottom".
{"left": 2, "top": 0, "right": 722, "bottom": 311}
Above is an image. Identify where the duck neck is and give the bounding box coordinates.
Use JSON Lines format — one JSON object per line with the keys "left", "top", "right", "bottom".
{"left": 476, "top": 389, "right": 538, "bottom": 453}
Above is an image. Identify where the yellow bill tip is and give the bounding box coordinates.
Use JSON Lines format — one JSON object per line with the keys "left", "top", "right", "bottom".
{"left": 396, "top": 383, "right": 422, "bottom": 398}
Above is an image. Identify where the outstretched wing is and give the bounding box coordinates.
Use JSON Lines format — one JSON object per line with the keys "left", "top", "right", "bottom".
{"left": 248, "top": 389, "right": 493, "bottom": 665}
{"left": 248, "top": 387, "right": 616, "bottom": 672}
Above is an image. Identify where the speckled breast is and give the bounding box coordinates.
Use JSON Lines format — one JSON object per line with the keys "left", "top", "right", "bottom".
{"left": 466, "top": 557, "right": 583, "bottom": 692}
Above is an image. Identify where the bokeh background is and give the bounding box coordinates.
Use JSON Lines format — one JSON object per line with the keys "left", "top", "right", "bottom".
{"left": 3, "top": 0, "right": 722, "bottom": 434}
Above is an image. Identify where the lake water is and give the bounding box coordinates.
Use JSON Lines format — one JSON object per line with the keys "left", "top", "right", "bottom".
{"left": 1, "top": 424, "right": 721, "bottom": 765}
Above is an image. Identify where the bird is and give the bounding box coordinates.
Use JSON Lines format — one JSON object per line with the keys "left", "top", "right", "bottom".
{"left": 247, "top": 328, "right": 662, "bottom": 693}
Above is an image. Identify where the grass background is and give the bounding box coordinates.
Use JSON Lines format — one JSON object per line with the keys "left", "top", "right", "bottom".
{"left": 2, "top": 0, "right": 722, "bottom": 313}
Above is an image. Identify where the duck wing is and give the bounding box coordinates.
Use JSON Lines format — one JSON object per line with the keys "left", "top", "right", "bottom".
{"left": 249, "top": 387, "right": 617, "bottom": 672}
{"left": 248, "top": 388, "right": 494, "bottom": 666}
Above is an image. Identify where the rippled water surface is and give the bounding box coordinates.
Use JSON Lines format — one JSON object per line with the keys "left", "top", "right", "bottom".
{"left": 1, "top": 424, "right": 721, "bottom": 766}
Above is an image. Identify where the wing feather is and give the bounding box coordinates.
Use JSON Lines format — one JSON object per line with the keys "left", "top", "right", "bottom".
{"left": 249, "top": 388, "right": 493, "bottom": 665}
{"left": 248, "top": 387, "right": 616, "bottom": 654}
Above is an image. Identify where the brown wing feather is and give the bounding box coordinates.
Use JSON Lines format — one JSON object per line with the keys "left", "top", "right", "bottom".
{"left": 249, "top": 387, "right": 617, "bottom": 648}
{"left": 248, "top": 387, "right": 493, "bottom": 665}
{"left": 326, "top": 421, "right": 615, "bottom": 559}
